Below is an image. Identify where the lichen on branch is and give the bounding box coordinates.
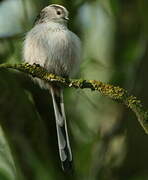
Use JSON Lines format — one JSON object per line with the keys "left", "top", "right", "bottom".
{"left": 0, "top": 63, "right": 148, "bottom": 134}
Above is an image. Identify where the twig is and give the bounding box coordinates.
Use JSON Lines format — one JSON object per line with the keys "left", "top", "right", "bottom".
{"left": 0, "top": 63, "right": 148, "bottom": 134}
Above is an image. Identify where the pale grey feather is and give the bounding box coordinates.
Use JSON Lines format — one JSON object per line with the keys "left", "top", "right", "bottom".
{"left": 50, "top": 87, "right": 73, "bottom": 163}
{"left": 23, "top": 18, "right": 81, "bottom": 79}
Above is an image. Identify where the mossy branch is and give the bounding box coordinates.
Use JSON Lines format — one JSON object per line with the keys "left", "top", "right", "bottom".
{"left": 0, "top": 63, "right": 148, "bottom": 134}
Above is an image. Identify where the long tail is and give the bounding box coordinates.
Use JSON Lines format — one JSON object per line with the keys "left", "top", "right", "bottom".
{"left": 50, "top": 87, "right": 72, "bottom": 171}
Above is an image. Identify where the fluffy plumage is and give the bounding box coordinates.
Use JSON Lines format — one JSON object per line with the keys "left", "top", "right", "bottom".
{"left": 23, "top": 4, "right": 81, "bottom": 171}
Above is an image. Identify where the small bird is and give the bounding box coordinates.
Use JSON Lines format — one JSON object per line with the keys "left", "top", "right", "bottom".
{"left": 23, "top": 4, "right": 81, "bottom": 171}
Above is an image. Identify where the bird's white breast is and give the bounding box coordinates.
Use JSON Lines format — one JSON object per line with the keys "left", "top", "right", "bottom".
{"left": 23, "top": 22, "right": 81, "bottom": 77}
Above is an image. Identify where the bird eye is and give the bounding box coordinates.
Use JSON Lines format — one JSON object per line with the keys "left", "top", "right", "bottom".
{"left": 57, "top": 10, "right": 61, "bottom": 15}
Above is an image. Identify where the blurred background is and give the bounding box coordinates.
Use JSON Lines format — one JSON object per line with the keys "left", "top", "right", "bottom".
{"left": 0, "top": 0, "right": 148, "bottom": 179}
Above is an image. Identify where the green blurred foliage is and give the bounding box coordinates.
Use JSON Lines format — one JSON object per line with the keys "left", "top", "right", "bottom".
{"left": 0, "top": 0, "right": 148, "bottom": 179}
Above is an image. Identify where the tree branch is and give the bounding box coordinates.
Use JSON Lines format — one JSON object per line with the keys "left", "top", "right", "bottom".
{"left": 0, "top": 63, "right": 148, "bottom": 134}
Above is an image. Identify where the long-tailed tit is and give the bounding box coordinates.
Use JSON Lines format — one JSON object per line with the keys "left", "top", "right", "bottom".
{"left": 23, "top": 4, "right": 81, "bottom": 171}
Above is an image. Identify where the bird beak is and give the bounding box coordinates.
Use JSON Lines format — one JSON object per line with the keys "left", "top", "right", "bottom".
{"left": 64, "top": 17, "right": 69, "bottom": 21}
